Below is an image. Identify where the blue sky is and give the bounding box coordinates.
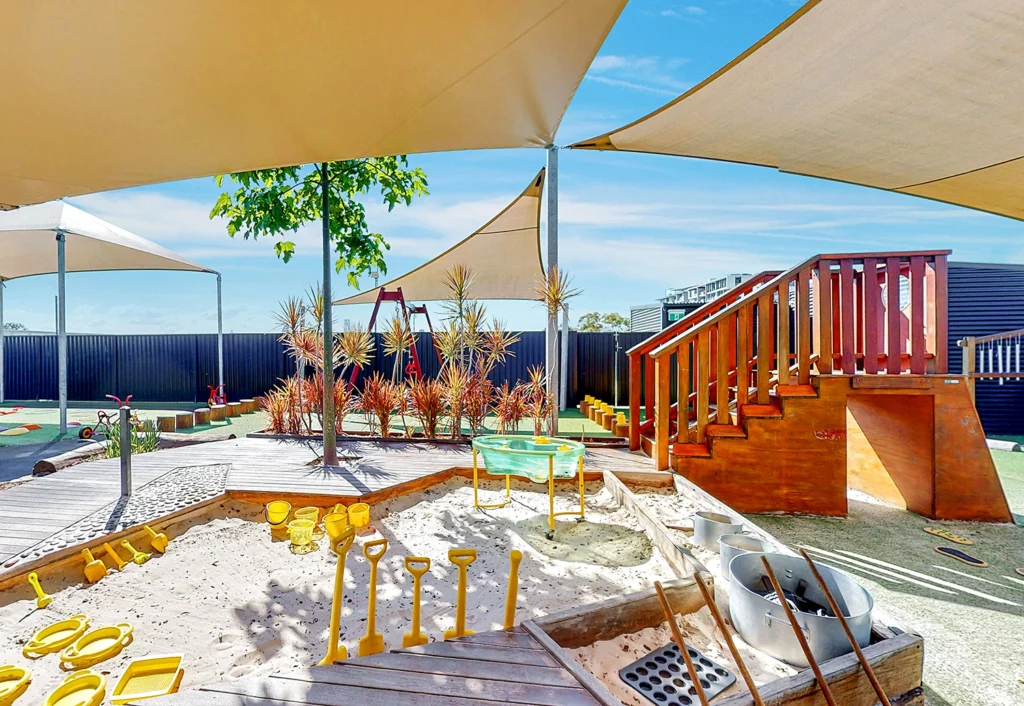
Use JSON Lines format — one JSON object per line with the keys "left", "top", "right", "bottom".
{"left": 6, "top": 0, "right": 1024, "bottom": 334}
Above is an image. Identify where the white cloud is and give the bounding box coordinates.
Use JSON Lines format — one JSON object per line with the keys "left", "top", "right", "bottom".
{"left": 585, "top": 55, "right": 692, "bottom": 97}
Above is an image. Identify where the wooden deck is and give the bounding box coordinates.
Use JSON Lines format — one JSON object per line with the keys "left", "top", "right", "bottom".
{"left": 134, "top": 626, "right": 613, "bottom": 706}
{"left": 0, "top": 437, "right": 658, "bottom": 579}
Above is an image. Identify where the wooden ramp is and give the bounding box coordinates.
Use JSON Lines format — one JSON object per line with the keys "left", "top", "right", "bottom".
{"left": 131, "top": 627, "right": 613, "bottom": 706}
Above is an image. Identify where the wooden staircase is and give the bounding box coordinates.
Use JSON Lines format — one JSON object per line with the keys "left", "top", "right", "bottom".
{"left": 628, "top": 250, "right": 1013, "bottom": 523}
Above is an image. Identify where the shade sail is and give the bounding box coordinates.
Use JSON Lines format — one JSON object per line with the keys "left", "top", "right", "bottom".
{"left": 573, "top": 0, "right": 1024, "bottom": 221}
{"left": 335, "top": 169, "right": 545, "bottom": 305}
{"left": 0, "top": 1, "right": 625, "bottom": 208}
{"left": 0, "top": 201, "right": 214, "bottom": 280}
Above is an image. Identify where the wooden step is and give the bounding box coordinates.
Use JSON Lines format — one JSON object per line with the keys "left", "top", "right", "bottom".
{"left": 671, "top": 442, "right": 711, "bottom": 458}
{"left": 740, "top": 403, "right": 783, "bottom": 419}
{"left": 706, "top": 424, "right": 746, "bottom": 439}
{"left": 776, "top": 384, "right": 818, "bottom": 398}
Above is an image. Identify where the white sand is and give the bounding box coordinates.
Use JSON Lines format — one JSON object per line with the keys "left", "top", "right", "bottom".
{"left": 0, "top": 478, "right": 675, "bottom": 702}
{"left": 570, "top": 613, "right": 796, "bottom": 706}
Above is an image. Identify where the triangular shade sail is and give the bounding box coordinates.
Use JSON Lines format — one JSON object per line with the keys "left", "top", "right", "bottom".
{"left": 335, "top": 170, "right": 545, "bottom": 305}
{"left": 0, "top": 201, "right": 213, "bottom": 280}
{"left": 573, "top": 0, "right": 1024, "bottom": 221}
{"left": 0, "top": 1, "right": 625, "bottom": 208}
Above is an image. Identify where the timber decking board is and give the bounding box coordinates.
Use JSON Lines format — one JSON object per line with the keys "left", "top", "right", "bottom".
{"left": 351, "top": 652, "right": 579, "bottom": 687}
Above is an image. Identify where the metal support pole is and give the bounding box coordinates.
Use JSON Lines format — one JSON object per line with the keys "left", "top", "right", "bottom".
{"left": 216, "top": 273, "right": 224, "bottom": 389}
{"left": 0, "top": 279, "right": 5, "bottom": 404}
{"left": 56, "top": 232, "right": 67, "bottom": 435}
{"left": 119, "top": 405, "right": 132, "bottom": 497}
{"left": 560, "top": 305, "right": 569, "bottom": 411}
{"left": 614, "top": 332, "right": 621, "bottom": 407}
{"left": 546, "top": 145, "right": 559, "bottom": 434}
{"left": 321, "top": 162, "right": 338, "bottom": 466}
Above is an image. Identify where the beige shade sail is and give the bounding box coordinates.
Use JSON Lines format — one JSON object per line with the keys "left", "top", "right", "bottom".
{"left": 573, "top": 0, "right": 1024, "bottom": 221}
{"left": 335, "top": 169, "right": 545, "bottom": 305}
{"left": 0, "top": 201, "right": 214, "bottom": 280}
{"left": 0, "top": 1, "right": 625, "bottom": 209}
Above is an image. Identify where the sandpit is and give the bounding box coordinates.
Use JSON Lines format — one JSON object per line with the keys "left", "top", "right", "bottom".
{"left": 569, "top": 612, "right": 796, "bottom": 706}
{"left": 0, "top": 478, "right": 675, "bottom": 702}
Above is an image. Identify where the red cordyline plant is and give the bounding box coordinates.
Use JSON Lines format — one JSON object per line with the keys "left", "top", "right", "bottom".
{"left": 493, "top": 382, "right": 527, "bottom": 435}
{"left": 358, "top": 372, "right": 406, "bottom": 437}
{"left": 408, "top": 377, "right": 445, "bottom": 438}
{"left": 463, "top": 375, "right": 494, "bottom": 436}
{"left": 522, "top": 364, "right": 551, "bottom": 436}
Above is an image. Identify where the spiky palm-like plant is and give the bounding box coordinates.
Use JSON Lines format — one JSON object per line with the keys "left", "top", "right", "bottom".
{"left": 533, "top": 265, "right": 581, "bottom": 317}
{"left": 338, "top": 325, "right": 375, "bottom": 374}
{"left": 358, "top": 372, "right": 405, "bottom": 438}
{"left": 441, "top": 364, "right": 468, "bottom": 438}
{"left": 493, "top": 382, "right": 527, "bottom": 435}
{"left": 382, "top": 313, "right": 416, "bottom": 381}
{"left": 408, "top": 377, "right": 445, "bottom": 438}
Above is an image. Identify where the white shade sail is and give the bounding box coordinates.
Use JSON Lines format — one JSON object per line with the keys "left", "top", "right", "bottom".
{"left": 573, "top": 0, "right": 1024, "bottom": 221}
{"left": 0, "top": 1, "right": 625, "bottom": 208}
{"left": 0, "top": 201, "right": 213, "bottom": 280}
{"left": 335, "top": 169, "right": 545, "bottom": 305}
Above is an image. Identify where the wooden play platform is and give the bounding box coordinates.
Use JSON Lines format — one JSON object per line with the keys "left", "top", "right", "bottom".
{"left": 627, "top": 250, "right": 1013, "bottom": 523}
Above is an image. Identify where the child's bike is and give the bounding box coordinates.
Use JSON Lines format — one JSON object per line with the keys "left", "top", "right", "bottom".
{"left": 208, "top": 384, "right": 227, "bottom": 407}
{"left": 79, "top": 395, "right": 139, "bottom": 439}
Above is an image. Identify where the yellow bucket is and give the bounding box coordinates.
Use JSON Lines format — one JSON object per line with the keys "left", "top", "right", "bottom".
{"left": 294, "top": 507, "right": 320, "bottom": 525}
{"left": 348, "top": 503, "right": 370, "bottom": 529}
{"left": 287, "top": 519, "right": 315, "bottom": 547}
{"left": 322, "top": 511, "right": 349, "bottom": 542}
{"left": 265, "top": 501, "right": 291, "bottom": 526}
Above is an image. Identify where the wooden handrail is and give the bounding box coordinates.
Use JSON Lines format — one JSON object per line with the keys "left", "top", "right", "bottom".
{"left": 626, "top": 271, "right": 780, "bottom": 358}
{"left": 963, "top": 328, "right": 1024, "bottom": 345}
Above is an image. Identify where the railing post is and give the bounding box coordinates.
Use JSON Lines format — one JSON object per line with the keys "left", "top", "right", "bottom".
{"left": 778, "top": 279, "right": 791, "bottom": 386}
{"left": 756, "top": 292, "right": 771, "bottom": 403}
{"left": 817, "top": 260, "right": 833, "bottom": 374}
{"left": 677, "top": 340, "right": 691, "bottom": 441}
{"left": 628, "top": 354, "right": 641, "bottom": 451}
{"left": 863, "top": 258, "right": 880, "bottom": 374}
{"left": 696, "top": 329, "right": 711, "bottom": 440}
{"left": 885, "top": 257, "right": 902, "bottom": 374}
{"left": 797, "top": 268, "right": 811, "bottom": 384}
{"left": 839, "top": 259, "right": 855, "bottom": 374}
{"left": 934, "top": 255, "right": 948, "bottom": 374}
{"left": 716, "top": 319, "right": 731, "bottom": 423}
{"left": 654, "top": 355, "right": 671, "bottom": 471}
{"left": 644, "top": 353, "right": 655, "bottom": 420}
{"left": 960, "top": 336, "right": 976, "bottom": 403}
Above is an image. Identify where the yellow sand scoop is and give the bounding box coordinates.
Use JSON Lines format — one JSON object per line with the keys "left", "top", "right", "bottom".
{"left": 144, "top": 526, "right": 169, "bottom": 553}
{"left": 27, "top": 572, "right": 53, "bottom": 609}
{"left": 120, "top": 540, "right": 150, "bottom": 565}
{"left": 81, "top": 549, "right": 107, "bottom": 584}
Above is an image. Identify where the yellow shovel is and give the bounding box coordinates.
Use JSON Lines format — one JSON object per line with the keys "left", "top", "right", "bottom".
{"left": 81, "top": 549, "right": 107, "bottom": 584}
{"left": 27, "top": 572, "right": 53, "bottom": 609}
{"left": 103, "top": 543, "right": 128, "bottom": 571}
{"left": 319, "top": 525, "right": 356, "bottom": 666}
{"left": 444, "top": 548, "right": 477, "bottom": 640}
{"left": 402, "top": 557, "right": 431, "bottom": 648}
{"left": 357, "top": 539, "right": 388, "bottom": 657}
{"left": 144, "top": 526, "right": 169, "bottom": 553}
{"left": 120, "top": 540, "right": 151, "bottom": 565}
{"left": 504, "top": 550, "right": 523, "bottom": 630}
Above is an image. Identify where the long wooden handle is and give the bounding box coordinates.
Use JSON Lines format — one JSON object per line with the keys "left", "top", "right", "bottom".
{"left": 654, "top": 581, "right": 709, "bottom": 706}
{"left": 799, "top": 549, "right": 889, "bottom": 705}
{"left": 760, "top": 556, "right": 836, "bottom": 706}
{"left": 692, "top": 573, "right": 765, "bottom": 706}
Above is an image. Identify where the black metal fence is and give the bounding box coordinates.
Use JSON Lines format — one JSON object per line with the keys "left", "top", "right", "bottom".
{"left": 1, "top": 332, "right": 650, "bottom": 406}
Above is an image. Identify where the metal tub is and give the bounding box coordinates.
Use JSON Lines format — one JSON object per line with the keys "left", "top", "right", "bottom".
{"left": 728, "top": 552, "right": 873, "bottom": 667}
{"left": 718, "top": 534, "right": 773, "bottom": 580}
{"left": 693, "top": 511, "right": 744, "bottom": 552}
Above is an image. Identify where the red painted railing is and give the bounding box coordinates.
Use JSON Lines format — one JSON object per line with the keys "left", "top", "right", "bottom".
{"left": 626, "top": 272, "right": 780, "bottom": 450}
{"left": 645, "top": 251, "right": 949, "bottom": 470}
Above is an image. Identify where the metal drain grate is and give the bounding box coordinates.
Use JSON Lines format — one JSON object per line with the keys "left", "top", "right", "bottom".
{"left": 619, "top": 642, "right": 736, "bottom": 705}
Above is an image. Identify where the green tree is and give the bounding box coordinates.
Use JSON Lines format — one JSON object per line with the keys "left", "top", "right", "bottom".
{"left": 575, "top": 312, "right": 629, "bottom": 332}
{"left": 211, "top": 158, "right": 428, "bottom": 464}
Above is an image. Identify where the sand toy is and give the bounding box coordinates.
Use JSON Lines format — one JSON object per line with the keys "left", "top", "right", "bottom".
{"left": 0, "top": 665, "right": 31, "bottom": 705}
{"left": 43, "top": 669, "right": 106, "bottom": 706}
{"left": 264, "top": 500, "right": 292, "bottom": 526}
{"left": 923, "top": 527, "right": 972, "bottom": 545}
{"left": 295, "top": 507, "right": 323, "bottom": 540}
{"left": 471, "top": 435, "right": 587, "bottom": 536}
{"left": 103, "top": 543, "right": 128, "bottom": 571}
{"left": 322, "top": 511, "right": 349, "bottom": 546}
{"left": 81, "top": 549, "right": 107, "bottom": 584}
{"left": 358, "top": 539, "right": 389, "bottom": 657}
{"left": 120, "top": 540, "right": 151, "bottom": 565}
{"left": 144, "top": 526, "right": 169, "bottom": 553}
{"left": 60, "top": 623, "right": 134, "bottom": 670}
{"left": 286, "top": 519, "right": 316, "bottom": 554}
{"left": 504, "top": 550, "right": 523, "bottom": 630}
{"left": 110, "top": 654, "right": 184, "bottom": 704}
{"left": 934, "top": 546, "right": 987, "bottom": 567}
{"left": 319, "top": 525, "right": 356, "bottom": 666}
{"left": 444, "top": 548, "right": 478, "bottom": 640}
{"left": 26, "top": 572, "right": 53, "bottom": 609}
{"left": 402, "top": 557, "right": 431, "bottom": 648}
{"left": 23, "top": 615, "right": 90, "bottom": 659}
{"left": 348, "top": 503, "right": 370, "bottom": 529}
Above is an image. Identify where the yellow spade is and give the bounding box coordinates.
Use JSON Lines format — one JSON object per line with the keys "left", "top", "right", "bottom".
{"left": 121, "top": 540, "right": 151, "bottom": 565}
{"left": 357, "top": 538, "right": 388, "bottom": 657}
{"left": 81, "top": 549, "right": 107, "bottom": 584}
{"left": 444, "top": 548, "right": 477, "bottom": 640}
{"left": 27, "top": 572, "right": 53, "bottom": 608}
{"left": 319, "top": 525, "right": 356, "bottom": 666}
{"left": 504, "top": 550, "right": 523, "bottom": 630}
{"left": 144, "top": 525, "right": 168, "bottom": 553}
{"left": 402, "top": 557, "right": 431, "bottom": 648}
{"left": 103, "top": 543, "right": 128, "bottom": 571}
